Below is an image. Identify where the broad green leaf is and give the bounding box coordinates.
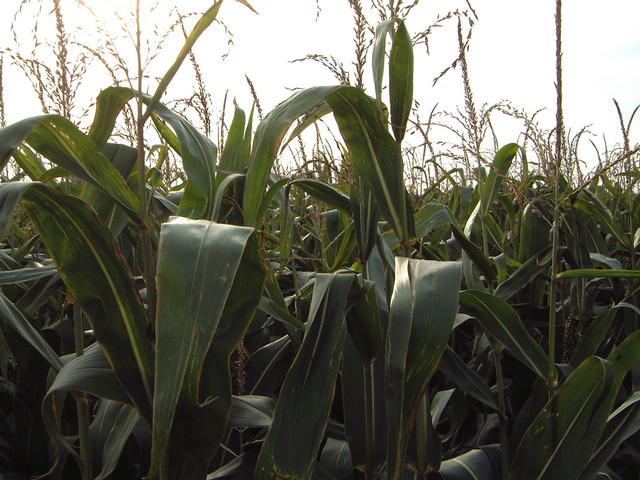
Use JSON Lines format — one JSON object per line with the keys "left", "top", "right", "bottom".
{"left": 91, "top": 400, "right": 141, "bottom": 480}
{"left": 389, "top": 21, "right": 414, "bottom": 142}
{"left": 440, "top": 446, "right": 502, "bottom": 480}
{"left": 0, "top": 182, "right": 154, "bottom": 420}
{"left": 0, "top": 116, "right": 141, "bottom": 221}
{"left": 350, "top": 182, "right": 379, "bottom": 265}
{"left": 556, "top": 268, "right": 640, "bottom": 279}
{"left": 451, "top": 222, "right": 497, "bottom": 284}
{"left": 386, "top": 258, "right": 462, "bottom": 478}
{"left": 207, "top": 453, "right": 258, "bottom": 480}
{"left": 88, "top": 87, "right": 136, "bottom": 149}
{"left": 229, "top": 395, "right": 275, "bottom": 428}
{"left": 510, "top": 357, "right": 615, "bottom": 479}
{"left": 41, "top": 343, "right": 134, "bottom": 475}
{"left": 211, "top": 173, "right": 245, "bottom": 222}
{"left": 289, "top": 179, "right": 351, "bottom": 214}
{"left": 385, "top": 203, "right": 455, "bottom": 249}
{"left": 515, "top": 330, "right": 640, "bottom": 478}
{"left": 579, "top": 392, "right": 640, "bottom": 480}
{"left": 495, "top": 246, "right": 553, "bottom": 299}
{"left": 439, "top": 346, "right": 498, "bottom": 411}
{"left": 371, "top": 19, "right": 395, "bottom": 105}
{"left": 11, "top": 145, "right": 46, "bottom": 180}
{"left": 459, "top": 201, "right": 490, "bottom": 290}
{"left": 571, "top": 303, "right": 640, "bottom": 367}
{"left": 319, "top": 438, "right": 353, "bottom": 480}
{"left": 150, "top": 217, "right": 264, "bottom": 479}
{"left": 81, "top": 143, "right": 138, "bottom": 236}
{"left": 0, "top": 292, "right": 62, "bottom": 370}
{"left": 327, "top": 86, "right": 414, "bottom": 244}
{"left": 258, "top": 296, "right": 305, "bottom": 331}
{"left": 150, "top": 102, "right": 218, "bottom": 220}
{"left": 218, "top": 102, "right": 251, "bottom": 174}
{"left": 345, "top": 278, "right": 383, "bottom": 364}
{"left": 255, "top": 273, "right": 355, "bottom": 479}
{"left": 284, "top": 102, "right": 332, "bottom": 148}
{"left": 341, "top": 247, "right": 390, "bottom": 472}
{"left": 243, "top": 85, "right": 341, "bottom": 226}
{"left": 480, "top": 144, "right": 520, "bottom": 218}
{"left": 459, "top": 290, "right": 549, "bottom": 382}
{"left": 0, "top": 264, "right": 57, "bottom": 285}
{"left": 573, "top": 190, "right": 631, "bottom": 250}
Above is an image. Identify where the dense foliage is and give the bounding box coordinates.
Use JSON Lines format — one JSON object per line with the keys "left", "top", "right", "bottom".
{"left": 0, "top": 2, "right": 639, "bottom": 479}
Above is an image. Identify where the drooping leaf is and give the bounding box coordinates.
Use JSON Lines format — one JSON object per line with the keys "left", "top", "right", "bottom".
{"left": 229, "top": 395, "right": 275, "bottom": 428}
{"left": 386, "top": 258, "right": 462, "bottom": 478}
{"left": 459, "top": 290, "right": 549, "bottom": 382}
{"left": 88, "top": 87, "right": 136, "bottom": 149}
{"left": 243, "top": 86, "right": 341, "bottom": 226}
{"left": 0, "top": 182, "right": 154, "bottom": 421}
{"left": 41, "top": 343, "right": 134, "bottom": 474}
{"left": 345, "top": 278, "right": 383, "bottom": 364}
{"left": 150, "top": 102, "right": 218, "bottom": 220}
{"left": 0, "top": 117, "right": 141, "bottom": 222}
{"left": 439, "top": 346, "right": 498, "bottom": 411}
{"left": 150, "top": 217, "right": 264, "bottom": 479}
{"left": 327, "top": 86, "right": 414, "bottom": 244}
{"left": 440, "top": 446, "right": 502, "bottom": 480}
{"left": 579, "top": 391, "right": 640, "bottom": 480}
{"left": 255, "top": 273, "right": 355, "bottom": 479}
{"left": 289, "top": 179, "right": 351, "bottom": 214}
{"left": 90, "top": 400, "right": 141, "bottom": 480}
{"left": 0, "top": 292, "right": 62, "bottom": 371}
{"left": 0, "top": 264, "right": 57, "bottom": 285}
{"left": 495, "top": 246, "right": 553, "bottom": 299}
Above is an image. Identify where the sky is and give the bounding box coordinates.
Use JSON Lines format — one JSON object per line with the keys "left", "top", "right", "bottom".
{"left": 1, "top": 0, "right": 639, "bottom": 166}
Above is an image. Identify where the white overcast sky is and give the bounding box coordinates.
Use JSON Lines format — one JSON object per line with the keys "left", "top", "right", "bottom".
{"left": 2, "top": 0, "right": 639, "bottom": 163}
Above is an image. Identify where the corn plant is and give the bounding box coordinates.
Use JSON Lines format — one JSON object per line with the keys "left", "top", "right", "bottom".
{"left": 0, "top": 3, "right": 639, "bottom": 480}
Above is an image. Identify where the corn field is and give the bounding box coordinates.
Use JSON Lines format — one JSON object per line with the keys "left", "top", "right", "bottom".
{"left": 0, "top": 0, "right": 639, "bottom": 479}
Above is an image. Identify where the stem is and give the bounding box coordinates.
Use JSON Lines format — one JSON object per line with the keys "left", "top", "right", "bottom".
{"left": 548, "top": 0, "right": 563, "bottom": 390}
{"left": 363, "top": 363, "right": 374, "bottom": 480}
{"left": 136, "top": 0, "right": 157, "bottom": 323}
{"left": 73, "top": 302, "right": 92, "bottom": 480}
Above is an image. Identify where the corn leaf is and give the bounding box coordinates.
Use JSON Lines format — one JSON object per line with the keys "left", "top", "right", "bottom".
{"left": 480, "top": 144, "right": 520, "bottom": 219}
{"left": 150, "top": 102, "right": 218, "bottom": 220}
{"left": 386, "top": 258, "right": 462, "bottom": 478}
{"left": 389, "top": 21, "right": 413, "bottom": 142}
{"left": 578, "top": 392, "right": 640, "bottom": 480}
{"left": 88, "top": 87, "right": 136, "bottom": 149}
{"left": 327, "top": 86, "right": 414, "bottom": 244}
{"left": 371, "top": 19, "right": 395, "bottom": 106}
{"left": 459, "top": 290, "right": 549, "bottom": 382}
{"left": 440, "top": 446, "right": 501, "bottom": 480}
{"left": 510, "top": 357, "right": 615, "bottom": 479}
{"left": 243, "top": 85, "right": 341, "bottom": 226}
{"left": 289, "top": 179, "right": 351, "bottom": 214}
{"left": 0, "top": 182, "right": 154, "bottom": 421}
{"left": 255, "top": 273, "right": 355, "bottom": 479}
{"left": 0, "top": 117, "right": 141, "bottom": 222}
{"left": 150, "top": 217, "right": 264, "bottom": 479}
{"left": 90, "top": 400, "right": 141, "bottom": 480}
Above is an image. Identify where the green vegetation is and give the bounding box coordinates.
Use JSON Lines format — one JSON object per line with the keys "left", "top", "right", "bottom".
{"left": 0, "top": 1, "right": 639, "bottom": 479}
